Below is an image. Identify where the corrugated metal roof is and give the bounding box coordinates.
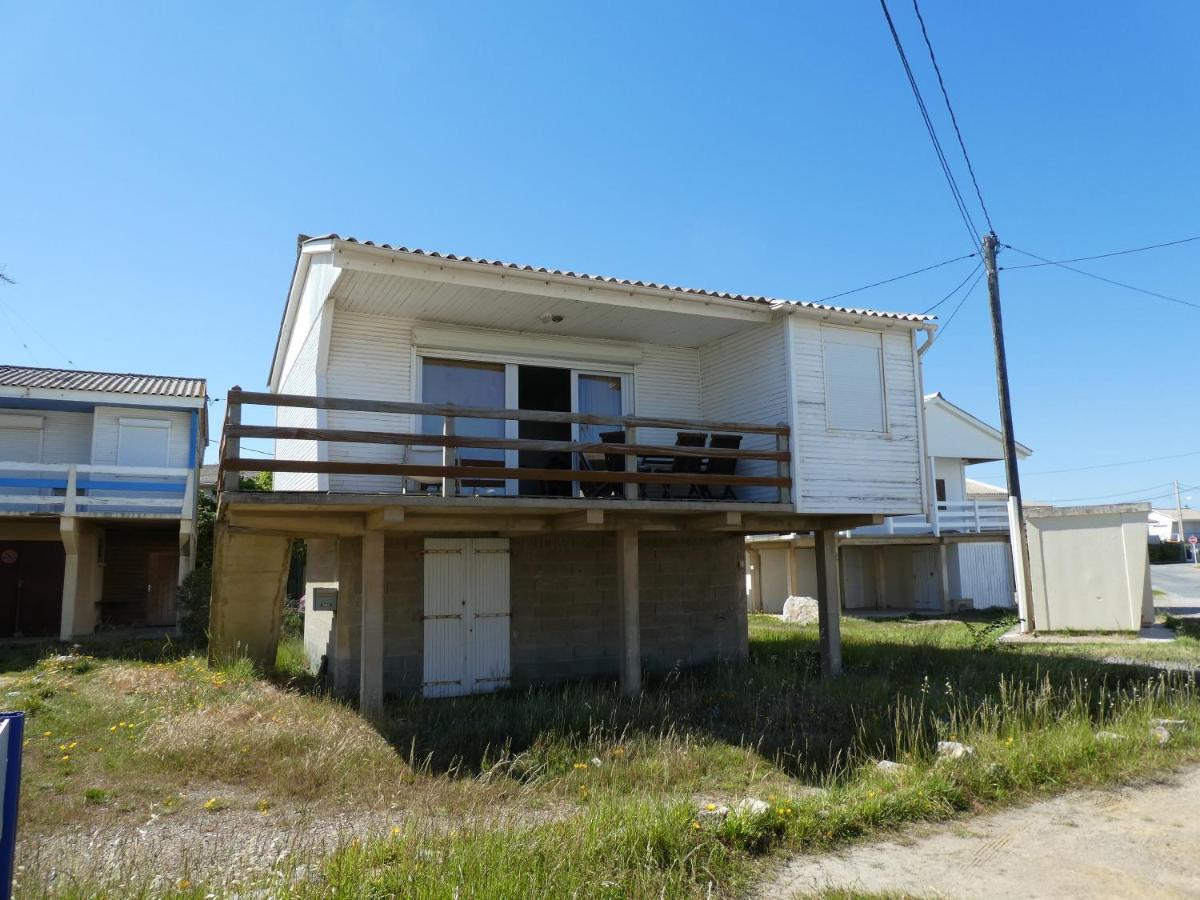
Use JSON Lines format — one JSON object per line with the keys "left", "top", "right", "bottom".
{"left": 306, "top": 234, "right": 934, "bottom": 323}
{"left": 0, "top": 365, "right": 206, "bottom": 399}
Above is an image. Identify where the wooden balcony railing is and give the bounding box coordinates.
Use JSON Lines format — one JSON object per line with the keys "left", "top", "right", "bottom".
{"left": 218, "top": 389, "right": 792, "bottom": 504}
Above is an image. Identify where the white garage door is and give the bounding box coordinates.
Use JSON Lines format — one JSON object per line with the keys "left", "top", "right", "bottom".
{"left": 958, "top": 541, "right": 1015, "bottom": 609}
{"left": 422, "top": 538, "right": 511, "bottom": 698}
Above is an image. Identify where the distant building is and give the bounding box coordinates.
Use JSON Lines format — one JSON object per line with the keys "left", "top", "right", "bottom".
{"left": 0, "top": 365, "right": 206, "bottom": 638}
{"left": 1148, "top": 508, "right": 1200, "bottom": 544}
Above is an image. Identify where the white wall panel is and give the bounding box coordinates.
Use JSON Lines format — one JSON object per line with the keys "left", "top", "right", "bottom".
{"left": 92, "top": 406, "right": 191, "bottom": 468}
{"left": 699, "top": 321, "right": 788, "bottom": 501}
{"left": 790, "top": 318, "right": 923, "bottom": 514}
{"left": 956, "top": 540, "right": 1016, "bottom": 609}
{"left": 275, "top": 304, "right": 323, "bottom": 491}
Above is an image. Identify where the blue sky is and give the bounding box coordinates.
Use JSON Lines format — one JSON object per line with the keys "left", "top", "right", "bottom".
{"left": 2, "top": 1, "right": 1198, "bottom": 507}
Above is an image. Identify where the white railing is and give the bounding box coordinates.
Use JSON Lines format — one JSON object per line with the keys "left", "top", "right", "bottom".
{"left": 848, "top": 499, "right": 1011, "bottom": 537}
{"left": 0, "top": 462, "right": 194, "bottom": 518}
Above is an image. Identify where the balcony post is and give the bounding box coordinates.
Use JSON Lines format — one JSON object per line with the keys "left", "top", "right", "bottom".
{"left": 63, "top": 465, "right": 77, "bottom": 516}
{"left": 931, "top": 501, "right": 941, "bottom": 537}
{"left": 222, "top": 389, "right": 242, "bottom": 493}
{"left": 776, "top": 429, "right": 790, "bottom": 504}
{"left": 441, "top": 416, "right": 457, "bottom": 498}
{"left": 623, "top": 426, "right": 639, "bottom": 500}
{"left": 973, "top": 500, "right": 982, "bottom": 533}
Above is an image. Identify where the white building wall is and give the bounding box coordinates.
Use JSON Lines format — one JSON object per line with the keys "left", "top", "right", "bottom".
{"left": 321, "top": 311, "right": 706, "bottom": 494}
{"left": 275, "top": 303, "right": 325, "bottom": 491}
{"left": 91, "top": 406, "right": 192, "bottom": 468}
{"left": 789, "top": 318, "right": 923, "bottom": 514}
{"left": 953, "top": 541, "right": 1015, "bottom": 609}
{"left": 280, "top": 254, "right": 336, "bottom": 383}
{"left": 699, "top": 321, "right": 788, "bottom": 502}
{"left": 27, "top": 410, "right": 94, "bottom": 465}
{"left": 932, "top": 457, "right": 966, "bottom": 502}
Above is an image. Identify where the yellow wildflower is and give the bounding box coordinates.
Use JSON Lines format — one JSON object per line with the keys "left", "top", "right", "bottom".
{"left": 691, "top": 821, "right": 701, "bottom": 830}
{"left": 705, "top": 803, "right": 716, "bottom": 811}
{"left": 109, "top": 726, "right": 118, "bottom": 732}
{"left": 42, "top": 731, "right": 52, "bottom": 737}
{"left": 177, "top": 878, "right": 191, "bottom": 890}
{"left": 61, "top": 755, "right": 71, "bottom": 762}
{"left": 390, "top": 825, "right": 401, "bottom": 836}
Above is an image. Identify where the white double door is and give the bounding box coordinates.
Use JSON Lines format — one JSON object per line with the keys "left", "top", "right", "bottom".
{"left": 422, "top": 538, "right": 511, "bottom": 698}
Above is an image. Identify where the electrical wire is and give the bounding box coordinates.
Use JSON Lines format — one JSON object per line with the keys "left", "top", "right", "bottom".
{"left": 1002, "top": 233, "right": 1200, "bottom": 270}
{"left": 1049, "top": 482, "right": 1174, "bottom": 504}
{"left": 910, "top": 0, "right": 994, "bottom": 235}
{"left": 878, "top": 0, "right": 981, "bottom": 250}
{"left": 923, "top": 261, "right": 982, "bottom": 313}
{"left": 1052, "top": 483, "right": 1199, "bottom": 505}
{"left": 1004, "top": 244, "right": 1200, "bottom": 311}
{"left": 815, "top": 252, "right": 976, "bottom": 303}
{"left": 1023, "top": 448, "right": 1200, "bottom": 477}
{"left": 930, "top": 267, "right": 985, "bottom": 338}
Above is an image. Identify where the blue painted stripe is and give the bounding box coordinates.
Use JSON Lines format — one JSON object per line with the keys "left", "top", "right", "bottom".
{"left": 0, "top": 477, "right": 68, "bottom": 489}
{"left": 188, "top": 409, "right": 198, "bottom": 468}
{"left": 79, "top": 480, "right": 186, "bottom": 493}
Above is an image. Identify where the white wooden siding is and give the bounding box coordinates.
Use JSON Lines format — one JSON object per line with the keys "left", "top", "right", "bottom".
{"left": 790, "top": 318, "right": 923, "bottom": 514}
{"left": 91, "top": 406, "right": 191, "bottom": 468}
{"left": 325, "top": 310, "right": 416, "bottom": 493}
{"left": 321, "top": 311, "right": 703, "bottom": 493}
{"left": 280, "top": 254, "right": 336, "bottom": 384}
{"left": 955, "top": 541, "right": 1015, "bottom": 609}
{"left": 0, "top": 410, "right": 92, "bottom": 465}
{"left": 275, "top": 304, "right": 324, "bottom": 491}
{"left": 699, "top": 321, "right": 788, "bottom": 501}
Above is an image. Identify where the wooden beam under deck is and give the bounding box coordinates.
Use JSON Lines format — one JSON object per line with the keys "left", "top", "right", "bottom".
{"left": 221, "top": 496, "right": 880, "bottom": 539}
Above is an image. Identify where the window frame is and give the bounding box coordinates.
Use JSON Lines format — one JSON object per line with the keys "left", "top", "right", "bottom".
{"left": 819, "top": 325, "right": 889, "bottom": 435}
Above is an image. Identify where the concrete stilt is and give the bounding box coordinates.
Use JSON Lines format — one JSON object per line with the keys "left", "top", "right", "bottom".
{"left": 208, "top": 521, "right": 291, "bottom": 666}
{"left": 359, "top": 530, "right": 385, "bottom": 719}
{"left": 617, "top": 529, "right": 641, "bottom": 696}
{"left": 814, "top": 528, "right": 843, "bottom": 676}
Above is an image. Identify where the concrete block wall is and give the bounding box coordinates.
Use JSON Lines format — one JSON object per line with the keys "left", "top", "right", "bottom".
{"left": 310, "top": 530, "right": 748, "bottom": 698}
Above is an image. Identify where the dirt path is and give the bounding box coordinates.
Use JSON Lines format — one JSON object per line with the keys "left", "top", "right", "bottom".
{"left": 763, "top": 765, "right": 1200, "bottom": 899}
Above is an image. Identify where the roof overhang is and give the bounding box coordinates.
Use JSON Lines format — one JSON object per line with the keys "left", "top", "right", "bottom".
{"left": 925, "top": 392, "right": 1032, "bottom": 463}
{"left": 268, "top": 235, "right": 934, "bottom": 388}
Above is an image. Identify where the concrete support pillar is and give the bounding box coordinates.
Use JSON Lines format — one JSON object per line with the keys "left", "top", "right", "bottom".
{"left": 359, "top": 530, "right": 385, "bottom": 719}
{"left": 938, "top": 540, "right": 952, "bottom": 612}
{"left": 209, "top": 521, "right": 291, "bottom": 667}
{"left": 59, "top": 518, "right": 101, "bottom": 640}
{"left": 814, "top": 528, "right": 843, "bottom": 677}
{"left": 785, "top": 541, "right": 798, "bottom": 597}
{"left": 617, "top": 529, "right": 641, "bottom": 696}
{"left": 333, "top": 537, "right": 362, "bottom": 696}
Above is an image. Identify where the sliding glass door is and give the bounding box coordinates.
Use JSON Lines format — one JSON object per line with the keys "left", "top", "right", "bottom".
{"left": 420, "top": 358, "right": 506, "bottom": 495}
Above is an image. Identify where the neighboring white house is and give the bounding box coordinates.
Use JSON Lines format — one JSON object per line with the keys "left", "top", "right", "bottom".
{"left": 209, "top": 233, "right": 937, "bottom": 712}
{"left": 747, "top": 392, "right": 1032, "bottom": 614}
{"left": 1148, "top": 508, "right": 1200, "bottom": 544}
{"left": 0, "top": 365, "right": 206, "bottom": 639}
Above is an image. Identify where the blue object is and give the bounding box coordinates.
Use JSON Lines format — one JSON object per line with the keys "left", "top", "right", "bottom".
{"left": 0, "top": 711, "right": 24, "bottom": 900}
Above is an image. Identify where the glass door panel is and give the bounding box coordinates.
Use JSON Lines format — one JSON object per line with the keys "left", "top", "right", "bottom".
{"left": 421, "top": 358, "right": 506, "bottom": 495}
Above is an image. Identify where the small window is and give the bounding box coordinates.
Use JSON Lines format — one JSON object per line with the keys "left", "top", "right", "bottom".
{"left": 935, "top": 478, "right": 947, "bottom": 502}
{"left": 822, "top": 327, "right": 886, "bottom": 432}
{"left": 0, "top": 414, "right": 44, "bottom": 463}
{"left": 117, "top": 418, "right": 171, "bottom": 468}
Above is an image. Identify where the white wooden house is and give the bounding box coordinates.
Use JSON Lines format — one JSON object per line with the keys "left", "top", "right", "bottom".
{"left": 0, "top": 366, "right": 206, "bottom": 638}
{"left": 209, "top": 234, "right": 935, "bottom": 713}
{"left": 747, "top": 393, "right": 1032, "bottom": 613}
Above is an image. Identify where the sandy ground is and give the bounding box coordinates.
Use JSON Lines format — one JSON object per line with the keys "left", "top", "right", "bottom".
{"left": 762, "top": 765, "right": 1200, "bottom": 899}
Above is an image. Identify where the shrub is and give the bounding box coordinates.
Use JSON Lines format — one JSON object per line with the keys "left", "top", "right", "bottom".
{"left": 1149, "top": 542, "right": 1186, "bottom": 564}
{"left": 177, "top": 567, "right": 213, "bottom": 642}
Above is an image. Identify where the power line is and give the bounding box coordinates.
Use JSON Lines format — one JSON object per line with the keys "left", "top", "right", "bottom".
{"left": 1004, "top": 244, "right": 1200, "bottom": 311}
{"left": 931, "top": 267, "right": 985, "bottom": 338}
{"left": 1022, "top": 447, "right": 1200, "bottom": 477}
{"left": 1002, "top": 233, "right": 1200, "bottom": 270}
{"left": 1053, "top": 483, "right": 1200, "bottom": 505}
{"left": 815, "top": 252, "right": 976, "bottom": 303}
{"left": 910, "top": 0, "right": 995, "bottom": 234}
{"left": 923, "top": 261, "right": 982, "bottom": 313}
{"left": 878, "top": 0, "right": 980, "bottom": 250}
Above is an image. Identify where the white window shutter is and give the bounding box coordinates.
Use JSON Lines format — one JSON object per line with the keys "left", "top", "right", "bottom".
{"left": 823, "top": 328, "right": 886, "bottom": 432}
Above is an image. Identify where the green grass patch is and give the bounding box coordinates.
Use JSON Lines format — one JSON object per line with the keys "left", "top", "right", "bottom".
{"left": 8, "top": 614, "right": 1200, "bottom": 898}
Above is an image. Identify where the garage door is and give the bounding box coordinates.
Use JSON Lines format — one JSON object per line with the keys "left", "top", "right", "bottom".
{"left": 0, "top": 541, "right": 64, "bottom": 638}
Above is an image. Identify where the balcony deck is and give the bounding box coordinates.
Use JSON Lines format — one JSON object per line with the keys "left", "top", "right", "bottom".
{"left": 217, "top": 389, "right": 881, "bottom": 536}
{"left": 0, "top": 462, "right": 194, "bottom": 520}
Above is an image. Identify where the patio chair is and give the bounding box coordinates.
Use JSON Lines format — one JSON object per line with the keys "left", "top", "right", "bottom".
{"left": 581, "top": 430, "right": 626, "bottom": 498}
{"left": 701, "top": 433, "right": 742, "bottom": 500}
{"left": 668, "top": 431, "right": 707, "bottom": 499}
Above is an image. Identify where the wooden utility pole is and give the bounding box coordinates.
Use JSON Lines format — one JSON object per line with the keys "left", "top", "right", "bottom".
{"left": 982, "top": 233, "right": 1035, "bottom": 629}
{"left": 1175, "top": 479, "right": 1187, "bottom": 546}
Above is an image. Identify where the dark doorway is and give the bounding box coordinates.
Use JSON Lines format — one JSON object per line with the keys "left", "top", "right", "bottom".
{"left": 517, "top": 365, "right": 572, "bottom": 496}
{"left": 0, "top": 541, "right": 65, "bottom": 638}
{"left": 101, "top": 528, "right": 178, "bottom": 627}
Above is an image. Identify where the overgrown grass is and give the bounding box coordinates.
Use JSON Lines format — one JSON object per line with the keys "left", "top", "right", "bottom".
{"left": 8, "top": 615, "right": 1200, "bottom": 898}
